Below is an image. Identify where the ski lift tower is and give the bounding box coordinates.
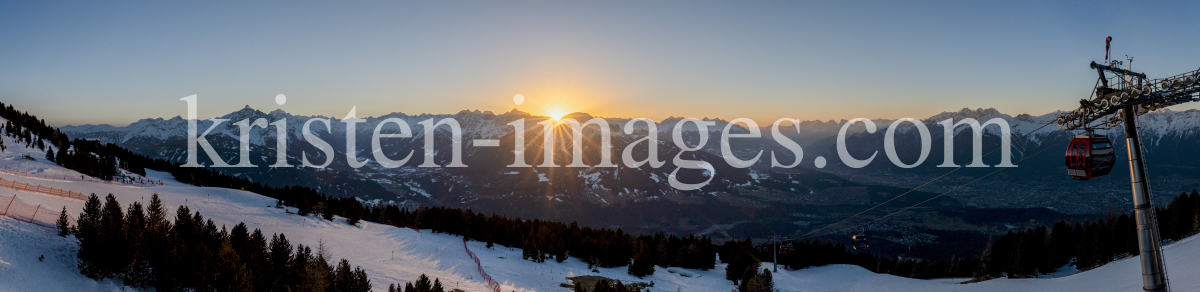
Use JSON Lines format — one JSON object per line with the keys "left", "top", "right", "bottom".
{"left": 1057, "top": 38, "right": 1200, "bottom": 292}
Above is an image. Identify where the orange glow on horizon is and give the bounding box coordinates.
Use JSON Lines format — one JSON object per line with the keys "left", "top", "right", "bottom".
{"left": 531, "top": 95, "right": 577, "bottom": 122}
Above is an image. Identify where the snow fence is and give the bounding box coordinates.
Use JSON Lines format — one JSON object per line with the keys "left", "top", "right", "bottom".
{"left": 0, "top": 165, "right": 163, "bottom": 187}
{"left": 463, "top": 240, "right": 502, "bottom": 292}
{"left": 0, "top": 176, "right": 87, "bottom": 200}
{"left": 0, "top": 193, "right": 76, "bottom": 228}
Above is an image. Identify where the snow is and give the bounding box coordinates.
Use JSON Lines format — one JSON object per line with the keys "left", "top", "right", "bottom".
{"left": 404, "top": 181, "right": 431, "bottom": 198}
{"left": 5, "top": 137, "right": 1200, "bottom": 291}
{"left": 0, "top": 217, "right": 132, "bottom": 291}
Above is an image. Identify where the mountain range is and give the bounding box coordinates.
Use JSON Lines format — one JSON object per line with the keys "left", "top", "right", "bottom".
{"left": 60, "top": 106, "right": 1200, "bottom": 239}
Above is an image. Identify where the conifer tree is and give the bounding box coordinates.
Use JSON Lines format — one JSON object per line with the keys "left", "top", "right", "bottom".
{"left": 431, "top": 278, "right": 444, "bottom": 292}
{"left": 94, "top": 194, "right": 127, "bottom": 278}
{"left": 212, "top": 242, "right": 252, "bottom": 292}
{"left": 756, "top": 268, "right": 774, "bottom": 292}
{"left": 736, "top": 262, "right": 762, "bottom": 291}
{"left": 331, "top": 259, "right": 372, "bottom": 292}
{"left": 353, "top": 263, "right": 372, "bottom": 291}
{"left": 287, "top": 244, "right": 313, "bottom": 289}
{"left": 56, "top": 207, "right": 71, "bottom": 236}
{"left": 122, "top": 201, "right": 151, "bottom": 287}
{"left": 298, "top": 196, "right": 311, "bottom": 216}
{"left": 414, "top": 274, "right": 432, "bottom": 292}
{"left": 307, "top": 240, "right": 334, "bottom": 291}
{"left": 55, "top": 143, "right": 68, "bottom": 166}
{"left": 268, "top": 234, "right": 293, "bottom": 289}
{"left": 333, "top": 258, "right": 354, "bottom": 291}
{"left": 146, "top": 194, "right": 166, "bottom": 229}
{"left": 230, "top": 223, "right": 249, "bottom": 254}
{"left": 143, "top": 194, "right": 170, "bottom": 288}
{"left": 347, "top": 206, "right": 362, "bottom": 226}
{"left": 628, "top": 247, "right": 655, "bottom": 278}
{"left": 249, "top": 228, "right": 272, "bottom": 292}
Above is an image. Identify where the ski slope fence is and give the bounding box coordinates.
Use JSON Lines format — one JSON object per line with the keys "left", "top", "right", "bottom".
{"left": 0, "top": 177, "right": 87, "bottom": 200}
{"left": 463, "top": 240, "right": 502, "bottom": 292}
{"left": 0, "top": 193, "right": 76, "bottom": 228}
{"left": 0, "top": 165, "right": 163, "bottom": 187}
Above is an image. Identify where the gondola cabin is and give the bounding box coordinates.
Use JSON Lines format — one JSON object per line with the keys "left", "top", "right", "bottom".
{"left": 852, "top": 234, "right": 869, "bottom": 250}
{"left": 1065, "top": 134, "right": 1116, "bottom": 180}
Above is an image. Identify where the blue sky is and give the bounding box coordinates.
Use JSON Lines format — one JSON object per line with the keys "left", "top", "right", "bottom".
{"left": 2, "top": 1, "right": 1198, "bottom": 126}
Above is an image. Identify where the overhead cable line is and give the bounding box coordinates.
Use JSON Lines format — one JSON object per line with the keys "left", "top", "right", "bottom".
{"left": 793, "top": 137, "right": 1069, "bottom": 241}
{"left": 794, "top": 118, "right": 1060, "bottom": 239}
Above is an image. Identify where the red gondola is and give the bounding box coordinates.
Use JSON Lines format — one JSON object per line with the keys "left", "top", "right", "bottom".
{"left": 1065, "top": 134, "right": 1116, "bottom": 180}
{"left": 852, "top": 234, "right": 869, "bottom": 250}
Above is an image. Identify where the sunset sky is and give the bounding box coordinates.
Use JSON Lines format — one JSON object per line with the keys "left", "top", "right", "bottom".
{"left": 2, "top": 1, "right": 1199, "bottom": 126}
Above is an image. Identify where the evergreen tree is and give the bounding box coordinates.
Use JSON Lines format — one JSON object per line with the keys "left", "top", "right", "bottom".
{"left": 122, "top": 201, "right": 152, "bottom": 287}
{"left": 736, "top": 262, "right": 763, "bottom": 291}
{"left": 756, "top": 268, "right": 774, "bottom": 292}
{"left": 230, "top": 223, "right": 249, "bottom": 254}
{"left": 351, "top": 267, "right": 371, "bottom": 292}
{"left": 287, "top": 244, "right": 313, "bottom": 290}
{"left": 307, "top": 240, "right": 334, "bottom": 292}
{"left": 332, "top": 255, "right": 352, "bottom": 290}
{"left": 414, "top": 274, "right": 432, "bottom": 292}
{"left": 56, "top": 207, "right": 71, "bottom": 236}
{"left": 1015, "top": 226, "right": 1047, "bottom": 275}
{"left": 1048, "top": 221, "right": 1076, "bottom": 270}
{"left": 298, "top": 196, "right": 311, "bottom": 216}
{"left": 628, "top": 247, "right": 655, "bottom": 278}
{"left": 93, "top": 194, "right": 127, "bottom": 279}
{"left": 431, "top": 278, "right": 444, "bottom": 292}
{"left": 723, "top": 239, "right": 758, "bottom": 284}
{"left": 45, "top": 149, "right": 54, "bottom": 162}
{"left": 347, "top": 206, "right": 362, "bottom": 226}
{"left": 245, "top": 228, "right": 270, "bottom": 291}
{"left": 268, "top": 234, "right": 293, "bottom": 289}
{"left": 142, "top": 194, "right": 169, "bottom": 289}
{"left": 146, "top": 194, "right": 167, "bottom": 231}
{"left": 212, "top": 242, "right": 252, "bottom": 292}
{"left": 55, "top": 143, "right": 68, "bottom": 166}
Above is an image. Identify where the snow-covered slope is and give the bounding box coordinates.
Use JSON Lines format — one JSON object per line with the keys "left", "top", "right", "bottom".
{"left": 0, "top": 216, "right": 129, "bottom": 291}
{"left": 4, "top": 134, "right": 1200, "bottom": 292}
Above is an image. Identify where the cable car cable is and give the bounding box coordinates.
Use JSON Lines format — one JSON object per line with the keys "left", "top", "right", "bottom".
{"left": 792, "top": 137, "right": 1069, "bottom": 240}
{"left": 794, "top": 118, "right": 1060, "bottom": 239}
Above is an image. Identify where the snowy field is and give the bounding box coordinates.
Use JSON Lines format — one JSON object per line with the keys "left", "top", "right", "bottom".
{"left": 2, "top": 137, "right": 1200, "bottom": 291}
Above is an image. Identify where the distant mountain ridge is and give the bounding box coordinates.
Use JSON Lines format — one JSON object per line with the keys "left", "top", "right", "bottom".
{"left": 59, "top": 106, "right": 1200, "bottom": 232}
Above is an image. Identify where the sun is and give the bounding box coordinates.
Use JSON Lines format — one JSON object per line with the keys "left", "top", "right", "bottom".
{"left": 550, "top": 111, "right": 567, "bottom": 121}
{"left": 525, "top": 95, "right": 576, "bottom": 122}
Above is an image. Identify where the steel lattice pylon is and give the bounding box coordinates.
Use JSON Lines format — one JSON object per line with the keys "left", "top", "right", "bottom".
{"left": 1056, "top": 57, "right": 1200, "bottom": 292}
